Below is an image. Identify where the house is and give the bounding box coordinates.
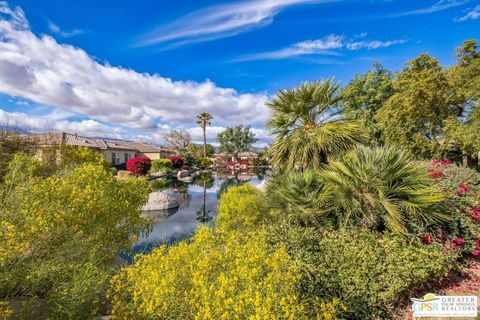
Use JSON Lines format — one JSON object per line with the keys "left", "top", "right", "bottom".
{"left": 213, "top": 151, "right": 258, "bottom": 162}
{"left": 30, "top": 132, "right": 172, "bottom": 165}
{"left": 128, "top": 141, "right": 171, "bottom": 160}
{"left": 237, "top": 151, "right": 258, "bottom": 161}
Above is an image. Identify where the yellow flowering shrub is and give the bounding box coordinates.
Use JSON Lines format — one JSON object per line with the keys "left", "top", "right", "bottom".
{"left": 109, "top": 227, "right": 324, "bottom": 320}
{"left": 216, "top": 185, "right": 273, "bottom": 232}
{"left": 0, "top": 156, "right": 149, "bottom": 318}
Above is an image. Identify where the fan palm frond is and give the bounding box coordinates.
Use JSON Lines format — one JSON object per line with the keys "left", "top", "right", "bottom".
{"left": 267, "top": 79, "right": 365, "bottom": 171}
{"left": 320, "top": 146, "right": 450, "bottom": 234}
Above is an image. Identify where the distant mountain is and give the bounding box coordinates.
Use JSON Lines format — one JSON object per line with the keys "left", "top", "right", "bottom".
{"left": 0, "top": 125, "right": 30, "bottom": 134}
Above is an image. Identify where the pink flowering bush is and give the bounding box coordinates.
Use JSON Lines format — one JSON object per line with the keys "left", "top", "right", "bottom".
{"left": 126, "top": 157, "right": 151, "bottom": 176}
{"left": 417, "top": 160, "right": 480, "bottom": 256}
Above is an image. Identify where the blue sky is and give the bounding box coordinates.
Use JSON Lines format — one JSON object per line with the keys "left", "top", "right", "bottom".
{"left": 0, "top": 0, "right": 479, "bottom": 146}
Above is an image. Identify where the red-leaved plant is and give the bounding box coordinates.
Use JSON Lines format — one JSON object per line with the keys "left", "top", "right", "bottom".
{"left": 126, "top": 157, "right": 152, "bottom": 176}
{"left": 168, "top": 155, "right": 184, "bottom": 169}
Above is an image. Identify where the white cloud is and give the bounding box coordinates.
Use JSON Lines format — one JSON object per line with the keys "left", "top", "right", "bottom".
{"left": 455, "top": 4, "right": 480, "bottom": 21}
{"left": 236, "top": 34, "right": 407, "bottom": 61}
{"left": 135, "top": 0, "right": 335, "bottom": 48}
{"left": 0, "top": 108, "right": 127, "bottom": 138}
{"left": 47, "top": 21, "right": 84, "bottom": 38}
{"left": 391, "top": 0, "right": 469, "bottom": 17}
{"left": 345, "top": 39, "right": 407, "bottom": 50}
{"left": 0, "top": 2, "right": 271, "bottom": 144}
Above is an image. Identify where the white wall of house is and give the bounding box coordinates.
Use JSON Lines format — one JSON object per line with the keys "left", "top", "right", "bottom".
{"left": 100, "top": 149, "right": 136, "bottom": 165}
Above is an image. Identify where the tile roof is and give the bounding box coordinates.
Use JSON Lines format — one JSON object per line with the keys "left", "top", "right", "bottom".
{"left": 128, "top": 141, "right": 161, "bottom": 153}
{"left": 30, "top": 132, "right": 166, "bottom": 154}
{"left": 64, "top": 133, "right": 105, "bottom": 149}
{"left": 102, "top": 139, "right": 136, "bottom": 151}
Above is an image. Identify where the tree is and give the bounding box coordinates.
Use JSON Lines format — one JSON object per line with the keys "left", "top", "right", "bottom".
{"left": 267, "top": 79, "right": 365, "bottom": 171}
{"left": 0, "top": 130, "right": 36, "bottom": 182}
{"left": 375, "top": 54, "right": 460, "bottom": 158}
{"left": 217, "top": 125, "right": 258, "bottom": 160}
{"left": 343, "top": 63, "right": 395, "bottom": 145}
{"left": 187, "top": 143, "right": 214, "bottom": 158}
{"left": 444, "top": 40, "right": 480, "bottom": 162}
{"left": 164, "top": 129, "right": 191, "bottom": 151}
{"left": 196, "top": 113, "right": 213, "bottom": 158}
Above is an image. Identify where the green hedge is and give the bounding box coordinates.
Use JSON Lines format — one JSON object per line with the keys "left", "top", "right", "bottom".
{"left": 268, "top": 226, "right": 457, "bottom": 319}
{"left": 150, "top": 159, "right": 173, "bottom": 172}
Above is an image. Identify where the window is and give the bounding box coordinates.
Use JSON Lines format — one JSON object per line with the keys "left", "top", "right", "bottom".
{"left": 111, "top": 152, "right": 119, "bottom": 165}
{"left": 125, "top": 153, "right": 131, "bottom": 163}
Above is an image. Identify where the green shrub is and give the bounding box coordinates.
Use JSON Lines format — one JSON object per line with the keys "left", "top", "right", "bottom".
{"left": 48, "top": 260, "right": 111, "bottom": 320}
{"left": 109, "top": 227, "right": 342, "bottom": 320}
{"left": 268, "top": 226, "right": 457, "bottom": 319}
{"left": 150, "top": 159, "right": 173, "bottom": 172}
{"left": 216, "top": 185, "right": 272, "bottom": 232}
{"left": 196, "top": 157, "right": 213, "bottom": 169}
{"left": 179, "top": 150, "right": 197, "bottom": 168}
{"left": 0, "top": 131, "right": 36, "bottom": 182}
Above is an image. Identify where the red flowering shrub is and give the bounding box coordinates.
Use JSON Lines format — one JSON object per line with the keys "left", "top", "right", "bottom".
{"left": 432, "top": 159, "right": 453, "bottom": 166}
{"left": 456, "top": 183, "right": 471, "bottom": 196}
{"left": 126, "top": 157, "right": 151, "bottom": 176}
{"left": 422, "top": 234, "right": 433, "bottom": 244}
{"left": 417, "top": 161, "right": 480, "bottom": 256}
{"left": 428, "top": 167, "right": 444, "bottom": 179}
{"left": 168, "top": 155, "right": 183, "bottom": 169}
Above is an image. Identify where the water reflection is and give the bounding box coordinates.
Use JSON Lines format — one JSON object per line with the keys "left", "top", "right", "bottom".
{"left": 125, "top": 169, "right": 265, "bottom": 259}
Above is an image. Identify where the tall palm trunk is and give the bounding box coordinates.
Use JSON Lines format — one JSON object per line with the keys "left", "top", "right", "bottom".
{"left": 202, "top": 125, "right": 207, "bottom": 158}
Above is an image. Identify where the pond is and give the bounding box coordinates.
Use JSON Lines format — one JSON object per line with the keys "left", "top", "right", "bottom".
{"left": 120, "top": 169, "right": 267, "bottom": 262}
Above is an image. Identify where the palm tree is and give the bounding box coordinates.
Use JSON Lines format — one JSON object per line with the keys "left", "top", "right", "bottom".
{"left": 265, "top": 170, "right": 329, "bottom": 226}
{"left": 267, "top": 79, "right": 365, "bottom": 171}
{"left": 265, "top": 146, "right": 451, "bottom": 234}
{"left": 320, "top": 146, "right": 450, "bottom": 234}
{"left": 196, "top": 113, "right": 213, "bottom": 158}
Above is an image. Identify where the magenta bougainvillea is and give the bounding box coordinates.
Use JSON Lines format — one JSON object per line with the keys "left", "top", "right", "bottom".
{"left": 168, "top": 155, "right": 184, "bottom": 169}
{"left": 418, "top": 160, "right": 480, "bottom": 256}
{"left": 126, "top": 157, "right": 152, "bottom": 176}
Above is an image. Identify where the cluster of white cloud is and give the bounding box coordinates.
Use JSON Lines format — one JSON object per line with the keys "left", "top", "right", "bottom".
{"left": 0, "top": 2, "right": 272, "bottom": 144}
{"left": 455, "top": 5, "right": 480, "bottom": 21}
{"left": 0, "top": 108, "right": 127, "bottom": 138}
{"left": 135, "top": 0, "right": 332, "bottom": 48}
{"left": 236, "top": 34, "right": 407, "bottom": 61}
{"left": 391, "top": 0, "right": 469, "bottom": 17}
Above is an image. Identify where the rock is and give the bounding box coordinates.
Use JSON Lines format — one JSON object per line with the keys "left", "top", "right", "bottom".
{"left": 177, "top": 170, "right": 189, "bottom": 179}
{"left": 179, "top": 176, "right": 193, "bottom": 183}
{"left": 142, "top": 191, "right": 179, "bottom": 211}
{"left": 256, "top": 180, "right": 267, "bottom": 192}
{"left": 150, "top": 172, "right": 167, "bottom": 179}
{"left": 117, "top": 170, "right": 134, "bottom": 180}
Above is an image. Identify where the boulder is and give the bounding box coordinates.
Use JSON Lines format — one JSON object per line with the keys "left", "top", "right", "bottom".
{"left": 177, "top": 170, "right": 189, "bottom": 179}
{"left": 142, "top": 191, "right": 179, "bottom": 211}
{"left": 179, "top": 176, "right": 193, "bottom": 183}
{"left": 150, "top": 172, "right": 167, "bottom": 179}
{"left": 256, "top": 180, "right": 267, "bottom": 192}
